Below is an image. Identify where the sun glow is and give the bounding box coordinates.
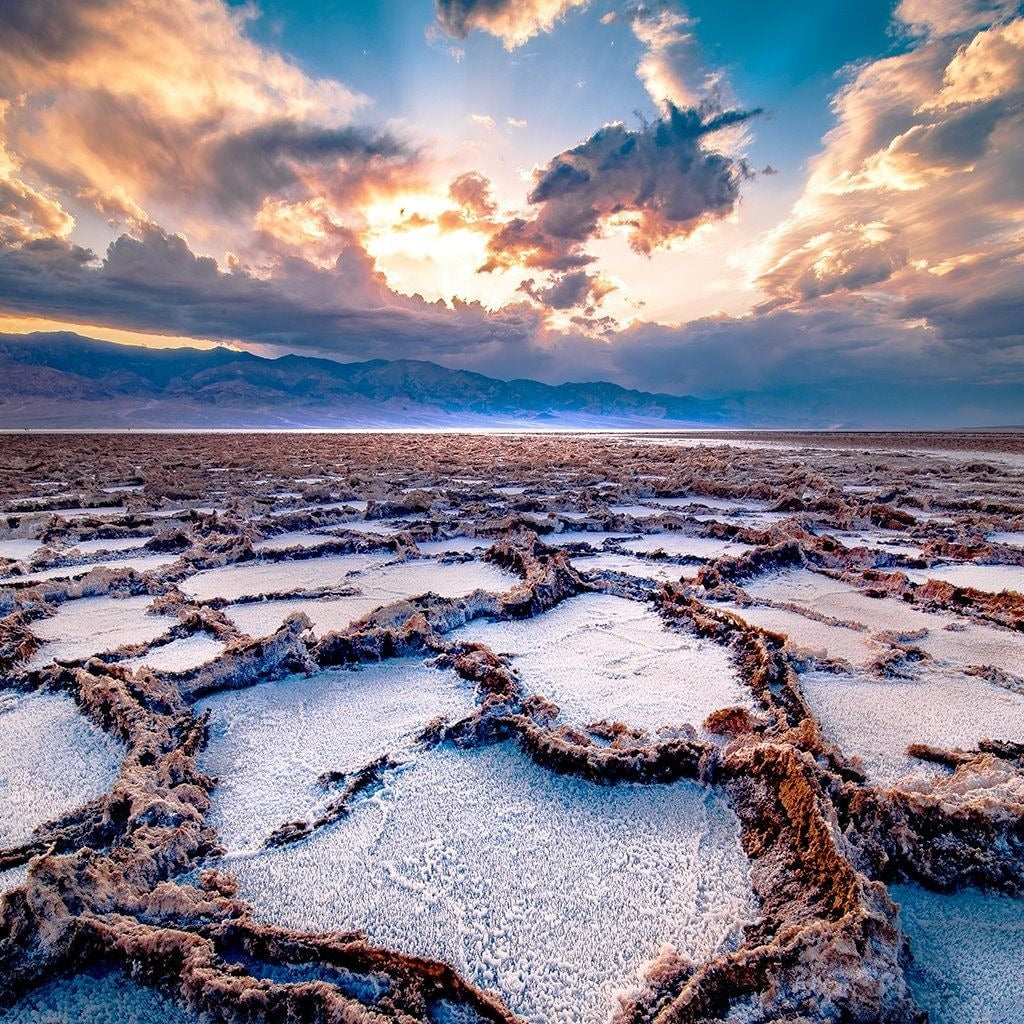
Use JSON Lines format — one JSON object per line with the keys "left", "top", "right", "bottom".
{"left": 359, "top": 190, "right": 523, "bottom": 310}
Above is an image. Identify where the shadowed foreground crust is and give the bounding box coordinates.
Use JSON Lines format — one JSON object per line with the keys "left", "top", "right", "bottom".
{"left": 1, "top": 431, "right": 1022, "bottom": 1023}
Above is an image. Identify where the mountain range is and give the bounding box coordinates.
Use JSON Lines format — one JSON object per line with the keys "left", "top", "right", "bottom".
{"left": 0, "top": 332, "right": 737, "bottom": 429}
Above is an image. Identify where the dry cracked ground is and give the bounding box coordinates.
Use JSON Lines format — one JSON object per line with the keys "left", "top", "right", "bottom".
{"left": 0, "top": 431, "right": 1022, "bottom": 1024}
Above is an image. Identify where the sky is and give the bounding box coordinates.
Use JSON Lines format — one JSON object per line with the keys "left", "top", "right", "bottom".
{"left": 0, "top": 0, "right": 1022, "bottom": 425}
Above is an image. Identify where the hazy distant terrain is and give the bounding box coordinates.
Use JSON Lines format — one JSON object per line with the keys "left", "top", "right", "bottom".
{"left": 0, "top": 332, "right": 733, "bottom": 429}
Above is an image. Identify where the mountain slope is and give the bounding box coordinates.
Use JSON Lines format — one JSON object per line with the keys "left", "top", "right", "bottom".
{"left": 0, "top": 332, "right": 733, "bottom": 428}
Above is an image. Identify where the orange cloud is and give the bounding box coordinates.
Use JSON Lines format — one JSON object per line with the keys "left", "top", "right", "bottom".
{"left": 754, "top": 13, "right": 1024, "bottom": 348}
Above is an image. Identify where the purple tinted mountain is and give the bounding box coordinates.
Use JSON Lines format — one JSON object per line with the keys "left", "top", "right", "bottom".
{"left": 0, "top": 332, "right": 733, "bottom": 428}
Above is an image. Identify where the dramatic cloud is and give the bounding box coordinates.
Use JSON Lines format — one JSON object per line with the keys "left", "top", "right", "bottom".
{"left": 896, "top": 0, "right": 1020, "bottom": 37}
{"left": 483, "top": 104, "right": 756, "bottom": 309}
{"left": 448, "top": 172, "right": 499, "bottom": 218}
{"left": 0, "top": 224, "right": 542, "bottom": 363}
{"left": 0, "top": 129, "right": 74, "bottom": 245}
{"left": 0, "top": 0, "right": 418, "bottom": 241}
{"left": 434, "top": 0, "right": 589, "bottom": 49}
{"left": 0, "top": 0, "right": 1019, "bottom": 427}
{"left": 755, "top": 14, "right": 1024, "bottom": 353}
{"left": 604, "top": 1, "right": 705, "bottom": 109}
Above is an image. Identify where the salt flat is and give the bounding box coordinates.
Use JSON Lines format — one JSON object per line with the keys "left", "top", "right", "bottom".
{"left": 894, "top": 884, "right": 1024, "bottom": 1024}
{"left": 800, "top": 667, "right": 1024, "bottom": 782}
{"left": 903, "top": 563, "right": 1024, "bottom": 595}
{"left": 226, "top": 742, "right": 758, "bottom": 1024}
{"left": 200, "top": 660, "right": 478, "bottom": 851}
{"left": 456, "top": 593, "right": 749, "bottom": 733}
{"left": 27, "top": 595, "right": 177, "bottom": 668}
{"left": 0, "top": 690, "right": 123, "bottom": 845}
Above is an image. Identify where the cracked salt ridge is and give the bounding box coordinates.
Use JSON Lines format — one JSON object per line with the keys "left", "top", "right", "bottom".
{"left": 622, "top": 535, "right": 753, "bottom": 559}
{"left": 0, "top": 690, "right": 124, "bottom": 845}
{"left": 199, "top": 659, "right": 478, "bottom": 852}
{"left": 26, "top": 595, "right": 177, "bottom": 669}
{"left": 903, "top": 563, "right": 1024, "bottom": 595}
{"left": 121, "top": 634, "right": 226, "bottom": 674}
{"left": 743, "top": 567, "right": 1024, "bottom": 676}
{"left": 455, "top": 593, "right": 750, "bottom": 734}
{"left": 717, "top": 602, "right": 880, "bottom": 668}
{"left": 0, "top": 553, "right": 177, "bottom": 586}
{"left": 800, "top": 667, "right": 1024, "bottom": 783}
{"left": 574, "top": 552, "right": 698, "bottom": 584}
{"left": 893, "top": 884, "right": 1024, "bottom": 1024}
{"left": 226, "top": 741, "right": 758, "bottom": 1024}
{"left": 0, "top": 966, "right": 200, "bottom": 1024}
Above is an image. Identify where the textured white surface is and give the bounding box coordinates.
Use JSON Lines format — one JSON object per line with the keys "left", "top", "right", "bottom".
{"left": 800, "top": 668, "right": 1024, "bottom": 783}
{"left": 0, "top": 968, "right": 200, "bottom": 1023}
{"left": 745, "top": 569, "right": 947, "bottom": 633}
{"left": 27, "top": 596, "right": 177, "bottom": 668}
{"left": 574, "top": 552, "right": 698, "bottom": 583}
{"left": 894, "top": 884, "right": 1024, "bottom": 1024}
{"left": 0, "top": 540, "right": 44, "bottom": 562}
{"left": 903, "top": 563, "right": 1024, "bottom": 595}
{"left": 182, "top": 555, "right": 514, "bottom": 605}
{"left": 181, "top": 553, "right": 385, "bottom": 602}
{"left": 224, "top": 595, "right": 387, "bottom": 638}
{"left": 0, "top": 690, "right": 123, "bottom": 845}
{"left": 719, "top": 603, "right": 879, "bottom": 667}
{"left": 416, "top": 538, "right": 489, "bottom": 555}
{"left": 0, "top": 863, "right": 29, "bottom": 895}
{"left": 252, "top": 532, "right": 337, "bottom": 551}
{"left": 200, "top": 660, "right": 478, "bottom": 851}
{"left": 456, "top": 594, "right": 749, "bottom": 733}
{"left": 1, "top": 554, "right": 176, "bottom": 585}
{"left": 69, "top": 538, "right": 151, "bottom": 555}
{"left": 622, "top": 535, "right": 753, "bottom": 559}
{"left": 227, "top": 742, "right": 758, "bottom": 1024}
{"left": 122, "top": 635, "right": 226, "bottom": 674}
{"left": 987, "top": 531, "right": 1024, "bottom": 548}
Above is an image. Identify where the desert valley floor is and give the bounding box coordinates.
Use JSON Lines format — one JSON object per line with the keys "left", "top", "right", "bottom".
{"left": 0, "top": 430, "right": 1022, "bottom": 1024}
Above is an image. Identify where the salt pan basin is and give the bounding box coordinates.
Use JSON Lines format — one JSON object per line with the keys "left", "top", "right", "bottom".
{"left": 0, "top": 690, "right": 123, "bottom": 845}
{"left": 226, "top": 742, "right": 757, "bottom": 1024}
{"left": 893, "top": 884, "right": 1024, "bottom": 1024}
{"left": 200, "top": 660, "right": 478, "bottom": 851}
{"left": 800, "top": 667, "right": 1024, "bottom": 783}
{"left": 0, "top": 967, "right": 200, "bottom": 1024}
{"left": 455, "top": 593, "right": 749, "bottom": 733}
{"left": 27, "top": 595, "right": 176, "bottom": 668}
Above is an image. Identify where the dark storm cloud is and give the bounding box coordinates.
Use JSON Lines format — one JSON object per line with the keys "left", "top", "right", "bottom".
{"left": 520, "top": 270, "right": 598, "bottom": 309}
{"left": 199, "top": 120, "right": 412, "bottom": 212}
{"left": 0, "top": 226, "right": 541, "bottom": 360}
{"left": 482, "top": 104, "right": 758, "bottom": 308}
{"left": 0, "top": 0, "right": 111, "bottom": 68}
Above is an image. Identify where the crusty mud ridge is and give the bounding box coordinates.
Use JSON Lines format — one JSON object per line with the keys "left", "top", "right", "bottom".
{"left": 1, "top": 431, "right": 1022, "bottom": 1023}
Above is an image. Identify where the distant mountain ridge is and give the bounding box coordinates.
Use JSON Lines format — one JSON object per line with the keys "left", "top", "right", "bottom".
{"left": 0, "top": 332, "right": 734, "bottom": 428}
